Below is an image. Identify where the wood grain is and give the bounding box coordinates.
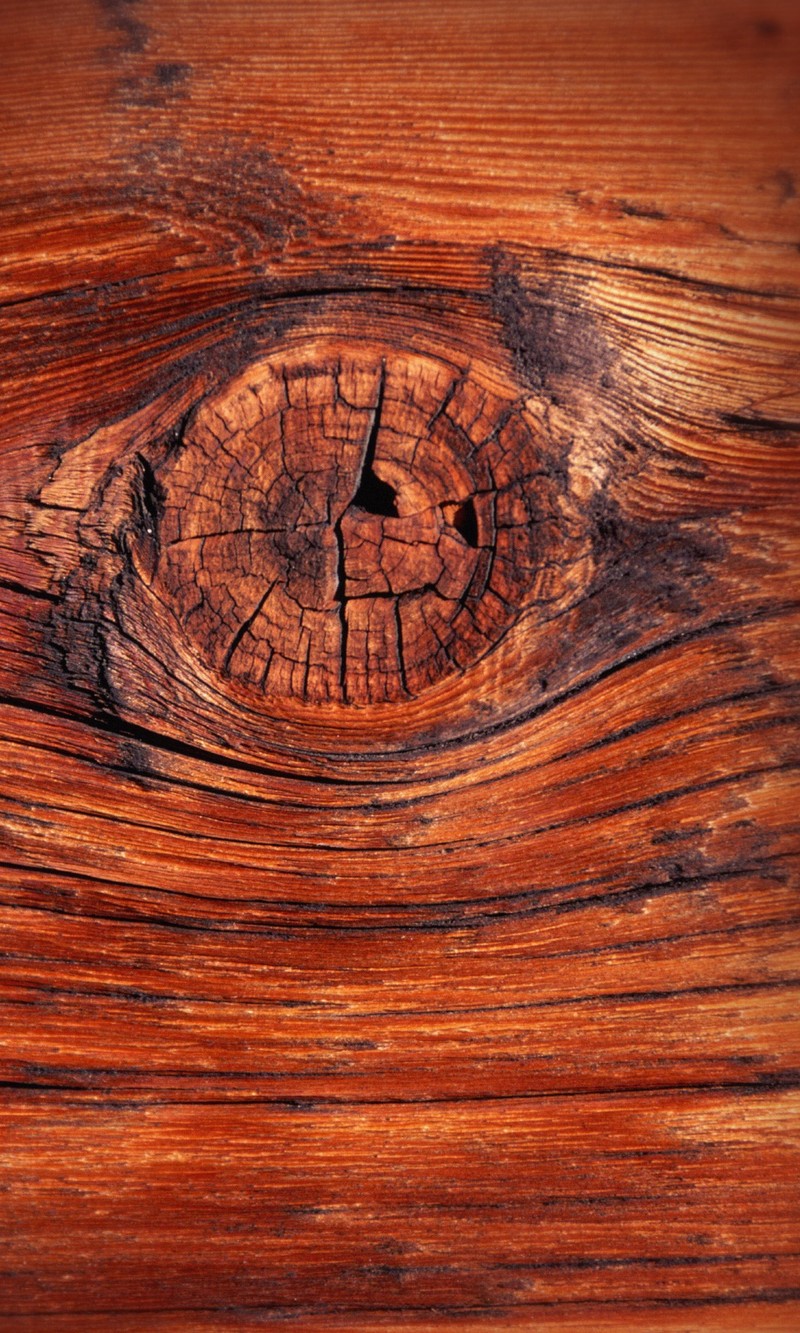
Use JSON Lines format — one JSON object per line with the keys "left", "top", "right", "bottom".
{"left": 1, "top": 0, "right": 798, "bottom": 1327}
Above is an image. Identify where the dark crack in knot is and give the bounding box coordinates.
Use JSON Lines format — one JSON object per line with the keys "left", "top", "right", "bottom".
{"left": 443, "top": 498, "right": 479, "bottom": 549}
{"left": 132, "top": 340, "right": 590, "bottom": 705}
{"left": 350, "top": 361, "right": 398, "bottom": 519}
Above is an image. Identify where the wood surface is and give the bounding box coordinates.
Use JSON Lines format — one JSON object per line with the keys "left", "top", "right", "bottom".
{"left": 1, "top": 0, "right": 799, "bottom": 1327}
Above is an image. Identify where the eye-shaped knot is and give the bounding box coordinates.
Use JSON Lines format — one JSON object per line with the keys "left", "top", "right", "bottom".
{"left": 130, "top": 339, "right": 588, "bottom": 705}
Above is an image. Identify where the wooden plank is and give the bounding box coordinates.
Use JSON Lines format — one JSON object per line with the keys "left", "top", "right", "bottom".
{"left": 0, "top": 0, "right": 798, "bottom": 1325}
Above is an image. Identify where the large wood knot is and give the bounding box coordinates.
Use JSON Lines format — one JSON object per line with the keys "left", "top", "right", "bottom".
{"left": 141, "top": 338, "right": 584, "bottom": 705}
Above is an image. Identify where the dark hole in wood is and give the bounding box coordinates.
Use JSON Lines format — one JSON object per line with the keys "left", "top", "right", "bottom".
{"left": 449, "top": 497, "right": 479, "bottom": 547}
{"left": 353, "top": 465, "right": 399, "bottom": 517}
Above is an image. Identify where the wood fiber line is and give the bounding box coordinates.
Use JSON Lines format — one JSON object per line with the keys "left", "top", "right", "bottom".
{"left": 0, "top": 0, "right": 799, "bottom": 1327}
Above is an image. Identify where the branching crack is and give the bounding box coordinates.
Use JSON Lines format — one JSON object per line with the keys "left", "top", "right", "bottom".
{"left": 222, "top": 583, "right": 275, "bottom": 675}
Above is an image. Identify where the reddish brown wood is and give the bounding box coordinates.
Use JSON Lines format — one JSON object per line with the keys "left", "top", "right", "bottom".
{"left": 0, "top": 0, "right": 799, "bottom": 1327}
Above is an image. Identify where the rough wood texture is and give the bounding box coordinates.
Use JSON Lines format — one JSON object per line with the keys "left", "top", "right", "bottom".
{"left": 1, "top": 0, "right": 799, "bottom": 1328}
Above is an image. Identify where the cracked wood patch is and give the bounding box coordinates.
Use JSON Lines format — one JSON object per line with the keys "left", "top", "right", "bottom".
{"left": 108, "top": 340, "right": 588, "bottom": 705}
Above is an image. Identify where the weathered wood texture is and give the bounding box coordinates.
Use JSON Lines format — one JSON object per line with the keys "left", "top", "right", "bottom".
{"left": 1, "top": 0, "right": 799, "bottom": 1327}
